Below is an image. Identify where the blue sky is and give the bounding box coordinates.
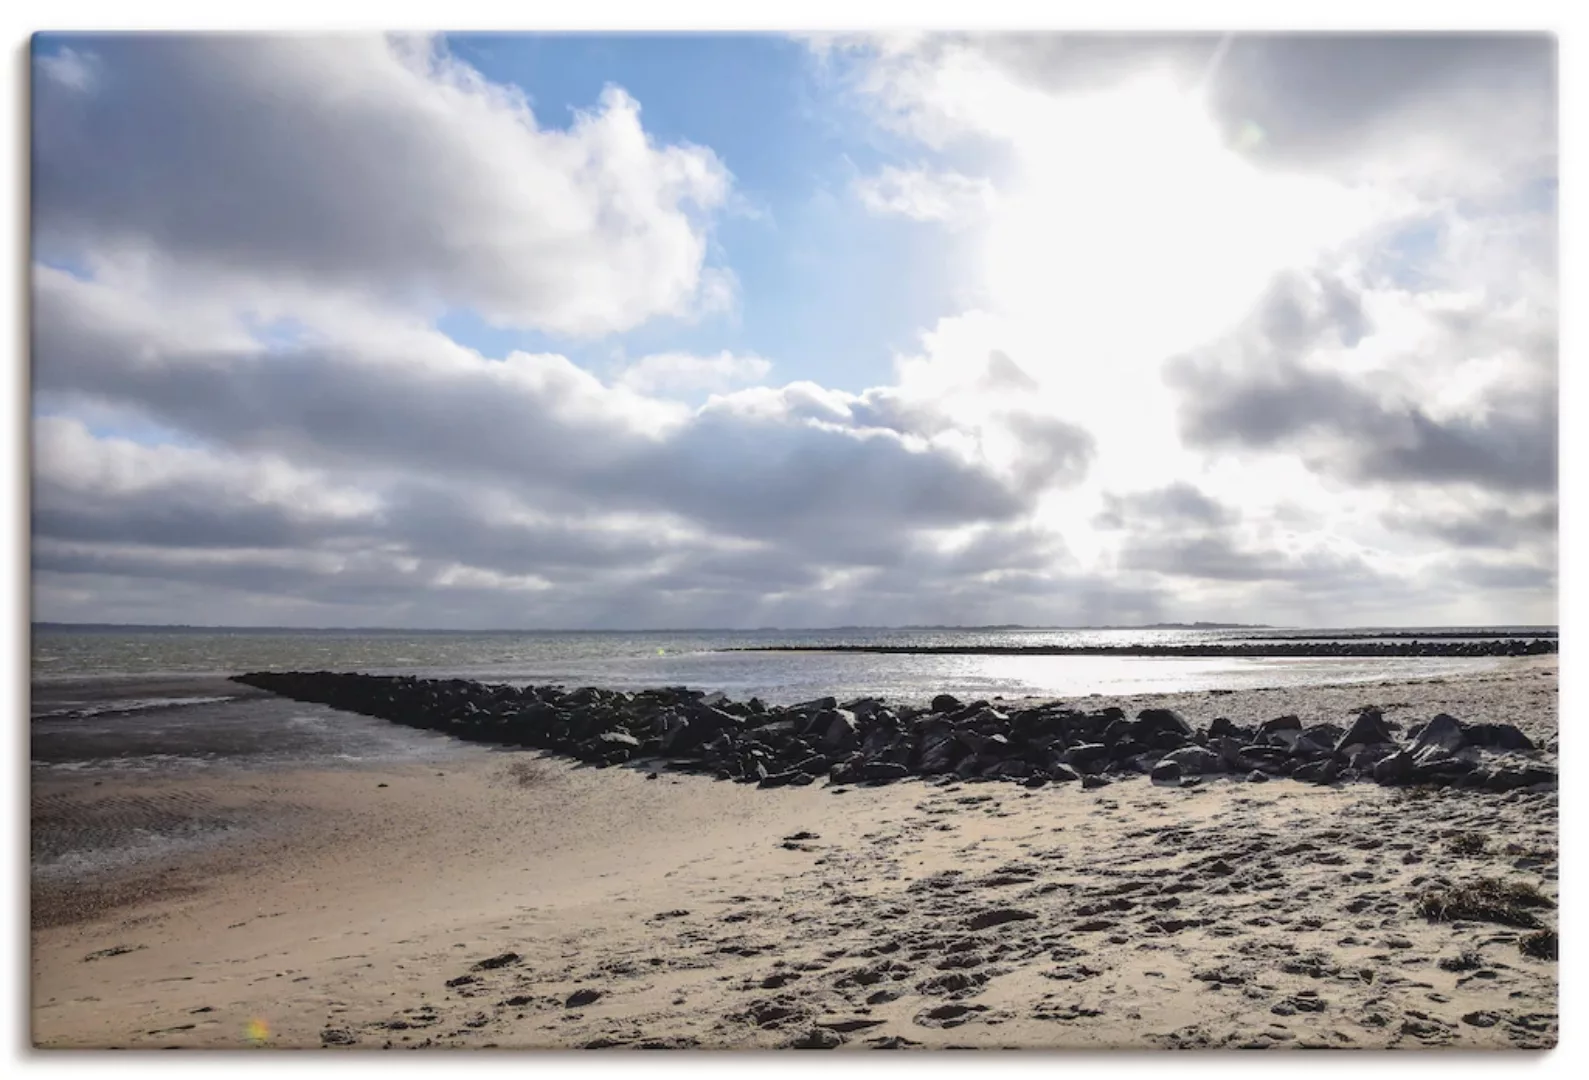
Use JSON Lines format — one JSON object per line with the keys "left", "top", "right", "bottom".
{"left": 436, "top": 33, "right": 968, "bottom": 392}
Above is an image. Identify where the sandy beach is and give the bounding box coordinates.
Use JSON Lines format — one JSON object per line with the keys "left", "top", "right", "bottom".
{"left": 31, "top": 658, "right": 1558, "bottom": 1050}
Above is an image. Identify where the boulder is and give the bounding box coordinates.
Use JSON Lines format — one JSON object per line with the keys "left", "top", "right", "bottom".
{"left": 1049, "top": 764, "right": 1082, "bottom": 784}
{"left": 1410, "top": 713, "right": 1465, "bottom": 757}
{"left": 930, "top": 694, "right": 963, "bottom": 714}
{"left": 1372, "top": 750, "right": 1414, "bottom": 785}
{"left": 1462, "top": 722, "right": 1535, "bottom": 752}
{"left": 1064, "top": 743, "right": 1112, "bottom": 774}
{"left": 1292, "top": 759, "right": 1339, "bottom": 785}
{"left": 1150, "top": 760, "right": 1181, "bottom": 783}
{"left": 820, "top": 709, "right": 861, "bottom": 751}
{"left": 1160, "top": 746, "right": 1222, "bottom": 775}
{"left": 1335, "top": 707, "right": 1395, "bottom": 752}
{"left": 1133, "top": 708, "right": 1193, "bottom": 741}
{"left": 1258, "top": 715, "right": 1302, "bottom": 741}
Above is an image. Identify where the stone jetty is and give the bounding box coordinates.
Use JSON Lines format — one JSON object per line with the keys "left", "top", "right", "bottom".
{"left": 231, "top": 672, "right": 1556, "bottom": 795}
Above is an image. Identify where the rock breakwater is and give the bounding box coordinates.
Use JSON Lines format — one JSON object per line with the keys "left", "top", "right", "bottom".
{"left": 230, "top": 672, "right": 1556, "bottom": 796}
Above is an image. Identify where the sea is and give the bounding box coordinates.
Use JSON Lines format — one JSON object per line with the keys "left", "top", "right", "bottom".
{"left": 28, "top": 624, "right": 1553, "bottom": 884}
{"left": 31, "top": 623, "right": 1556, "bottom": 772}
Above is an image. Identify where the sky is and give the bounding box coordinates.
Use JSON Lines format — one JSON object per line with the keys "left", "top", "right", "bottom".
{"left": 28, "top": 31, "right": 1559, "bottom": 629}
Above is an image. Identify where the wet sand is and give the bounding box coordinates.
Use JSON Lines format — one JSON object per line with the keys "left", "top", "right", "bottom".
{"left": 30, "top": 659, "right": 1557, "bottom": 1049}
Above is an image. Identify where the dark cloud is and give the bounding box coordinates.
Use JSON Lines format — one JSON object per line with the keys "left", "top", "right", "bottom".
{"left": 1117, "top": 533, "right": 1379, "bottom": 587}
{"left": 1166, "top": 269, "right": 1557, "bottom": 494}
{"left": 1169, "top": 359, "right": 1557, "bottom": 493}
{"left": 972, "top": 33, "right": 1555, "bottom": 188}
{"left": 1094, "top": 482, "right": 1236, "bottom": 530}
{"left": 1381, "top": 502, "right": 1557, "bottom": 550}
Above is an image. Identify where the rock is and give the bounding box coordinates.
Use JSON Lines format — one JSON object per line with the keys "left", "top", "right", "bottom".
{"left": 1208, "top": 717, "right": 1240, "bottom": 739}
{"left": 1292, "top": 759, "right": 1339, "bottom": 785}
{"left": 472, "top": 952, "right": 521, "bottom": 971}
{"left": 820, "top": 709, "right": 860, "bottom": 751}
{"left": 1064, "top": 743, "right": 1111, "bottom": 773}
{"left": 597, "top": 730, "right": 640, "bottom": 747}
{"left": 565, "top": 988, "right": 602, "bottom": 1009}
{"left": 1335, "top": 706, "right": 1395, "bottom": 752}
{"left": 1411, "top": 713, "right": 1465, "bottom": 756}
{"left": 1150, "top": 760, "right": 1181, "bottom": 783}
{"left": 1160, "top": 746, "right": 1222, "bottom": 775}
{"left": 1462, "top": 722, "right": 1535, "bottom": 752}
{"left": 1484, "top": 765, "right": 1557, "bottom": 792}
{"left": 1049, "top": 764, "right": 1082, "bottom": 784}
{"left": 1081, "top": 774, "right": 1111, "bottom": 790}
{"left": 1133, "top": 708, "right": 1193, "bottom": 740}
{"left": 1372, "top": 750, "right": 1414, "bottom": 785}
{"left": 1258, "top": 715, "right": 1302, "bottom": 740}
{"left": 1245, "top": 770, "right": 1269, "bottom": 783}
{"left": 931, "top": 694, "right": 963, "bottom": 713}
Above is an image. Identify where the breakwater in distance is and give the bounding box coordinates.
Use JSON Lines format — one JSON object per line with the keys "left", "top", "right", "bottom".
{"left": 721, "top": 639, "right": 1557, "bottom": 659}
{"left": 229, "top": 671, "right": 1556, "bottom": 795}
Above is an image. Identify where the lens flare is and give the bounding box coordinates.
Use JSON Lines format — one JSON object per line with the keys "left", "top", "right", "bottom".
{"left": 245, "top": 1018, "right": 270, "bottom": 1044}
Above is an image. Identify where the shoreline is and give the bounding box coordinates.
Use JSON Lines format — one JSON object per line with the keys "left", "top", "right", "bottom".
{"left": 32, "top": 659, "right": 1558, "bottom": 1049}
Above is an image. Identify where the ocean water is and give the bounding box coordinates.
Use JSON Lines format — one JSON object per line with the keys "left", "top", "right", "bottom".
{"left": 31, "top": 624, "right": 1552, "bottom": 774}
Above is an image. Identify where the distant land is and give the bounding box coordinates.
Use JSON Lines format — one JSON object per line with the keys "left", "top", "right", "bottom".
{"left": 30, "top": 621, "right": 1560, "bottom": 636}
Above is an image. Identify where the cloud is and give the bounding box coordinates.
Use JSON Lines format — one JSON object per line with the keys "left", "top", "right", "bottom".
{"left": 28, "top": 33, "right": 1558, "bottom": 629}
{"left": 31, "top": 34, "right": 730, "bottom": 337}
{"left": 1094, "top": 482, "right": 1237, "bottom": 530}
{"left": 853, "top": 165, "right": 996, "bottom": 225}
{"left": 615, "top": 351, "right": 773, "bottom": 396}
{"left": 1166, "top": 271, "right": 1558, "bottom": 494}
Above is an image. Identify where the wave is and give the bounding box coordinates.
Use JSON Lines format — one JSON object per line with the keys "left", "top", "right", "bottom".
{"left": 31, "top": 695, "right": 237, "bottom": 722}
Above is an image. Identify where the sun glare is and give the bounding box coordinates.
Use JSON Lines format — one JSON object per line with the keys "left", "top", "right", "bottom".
{"left": 980, "top": 73, "right": 1382, "bottom": 368}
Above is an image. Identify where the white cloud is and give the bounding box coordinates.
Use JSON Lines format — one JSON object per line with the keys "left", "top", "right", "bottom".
{"left": 615, "top": 351, "right": 773, "bottom": 396}
{"left": 853, "top": 165, "right": 995, "bottom": 225}
{"left": 33, "top": 35, "right": 731, "bottom": 338}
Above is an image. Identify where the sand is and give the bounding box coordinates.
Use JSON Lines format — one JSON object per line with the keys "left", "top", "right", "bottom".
{"left": 30, "top": 658, "right": 1558, "bottom": 1050}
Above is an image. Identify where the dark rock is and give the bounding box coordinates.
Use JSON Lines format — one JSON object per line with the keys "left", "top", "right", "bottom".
{"left": 1064, "top": 743, "right": 1111, "bottom": 773}
{"left": 1372, "top": 750, "right": 1414, "bottom": 785}
{"left": 1258, "top": 715, "right": 1302, "bottom": 740}
{"left": 819, "top": 709, "right": 860, "bottom": 751}
{"left": 565, "top": 988, "right": 602, "bottom": 1009}
{"left": 1134, "top": 708, "right": 1193, "bottom": 740}
{"left": 1160, "top": 746, "right": 1222, "bottom": 775}
{"left": 1335, "top": 706, "right": 1395, "bottom": 752}
{"left": 1292, "top": 759, "right": 1340, "bottom": 785}
{"left": 931, "top": 694, "right": 963, "bottom": 713}
{"left": 1411, "top": 713, "right": 1465, "bottom": 757}
{"left": 1463, "top": 723, "right": 1535, "bottom": 752}
{"left": 472, "top": 952, "right": 520, "bottom": 971}
{"left": 1049, "top": 764, "right": 1082, "bottom": 784}
{"left": 1081, "top": 774, "right": 1111, "bottom": 790}
{"left": 1245, "top": 770, "right": 1269, "bottom": 783}
{"left": 1150, "top": 760, "right": 1181, "bottom": 783}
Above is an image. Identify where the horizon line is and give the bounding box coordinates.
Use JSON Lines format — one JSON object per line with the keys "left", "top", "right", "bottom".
{"left": 31, "top": 620, "right": 1558, "bottom": 635}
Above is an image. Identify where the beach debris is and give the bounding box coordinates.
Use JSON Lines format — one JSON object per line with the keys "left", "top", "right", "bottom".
{"left": 470, "top": 952, "right": 520, "bottom": 972}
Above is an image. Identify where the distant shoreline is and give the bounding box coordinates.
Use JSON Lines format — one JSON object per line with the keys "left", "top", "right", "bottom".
{"left": 29, "top": 621, "right": 1559, "bottom": 637}
{"left": 725, "top": 639, "right": 1557, "bottom": 658}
